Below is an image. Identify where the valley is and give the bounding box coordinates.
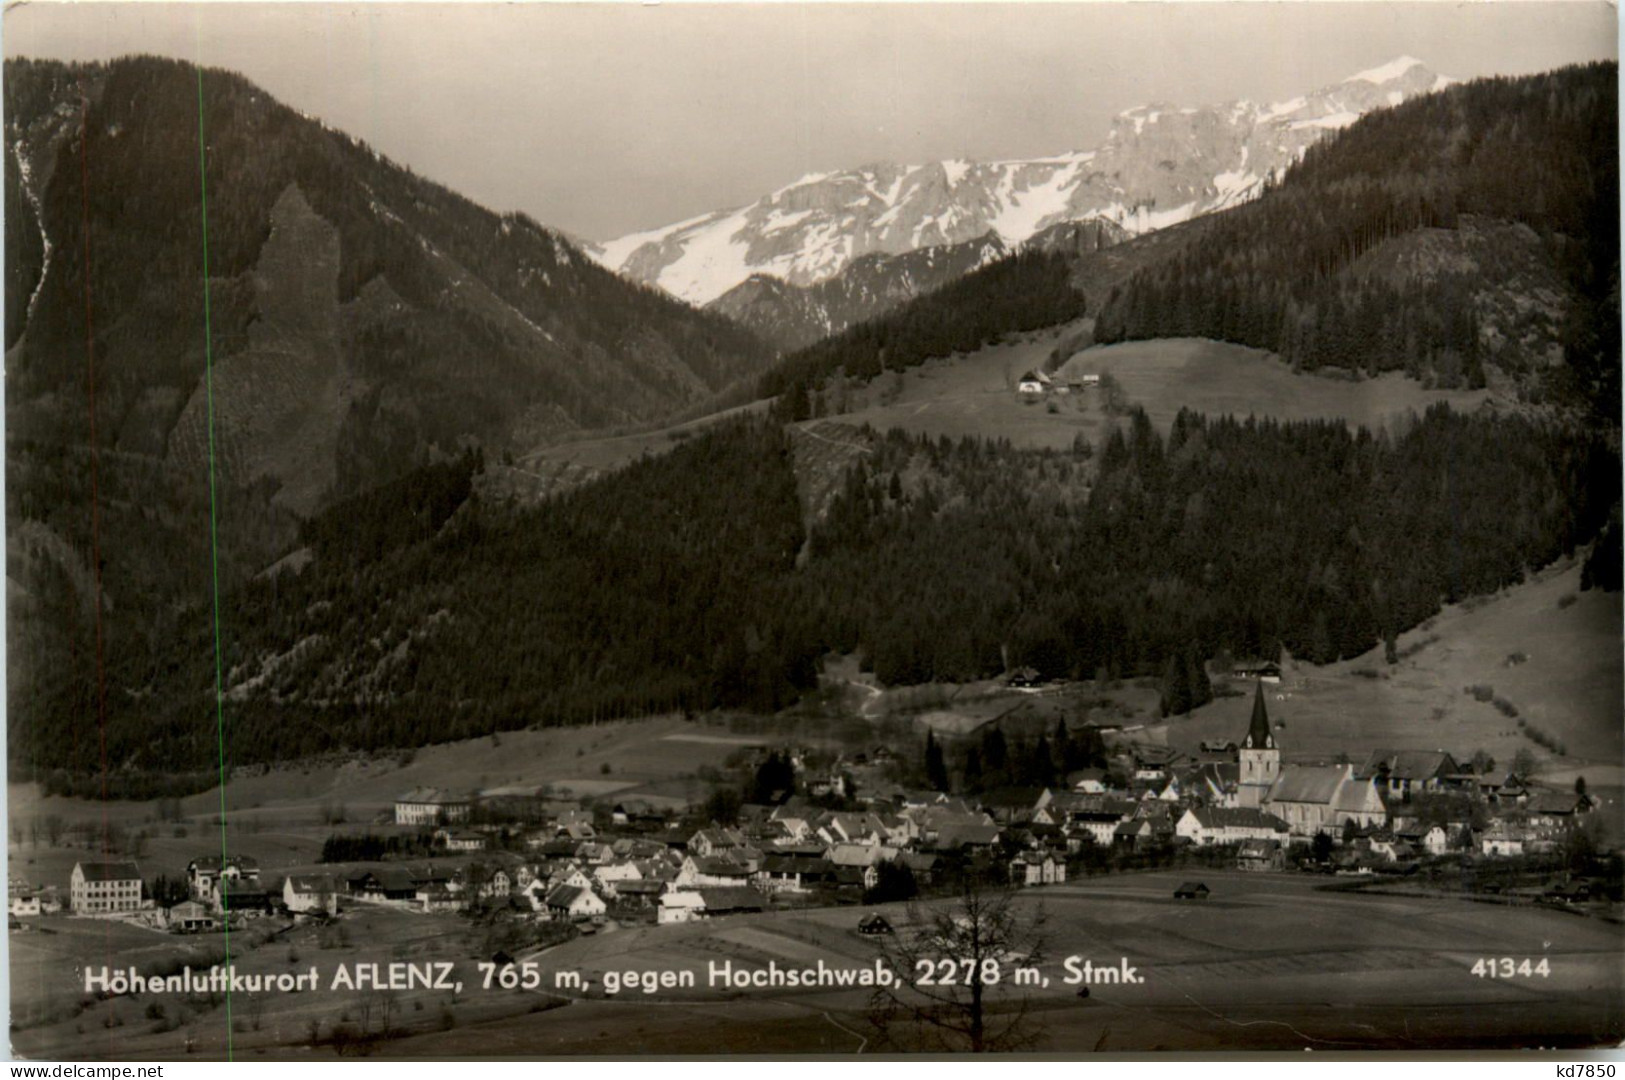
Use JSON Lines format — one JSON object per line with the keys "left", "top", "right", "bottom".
{"left": 3, "top": 34, "right": 1619, "bottom": 1063}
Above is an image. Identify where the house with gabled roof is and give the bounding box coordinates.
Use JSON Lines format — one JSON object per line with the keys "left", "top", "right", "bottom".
{"left": 1480, "top": 822, "right": 1533, "bottom": 857}
{"left": 657, "top": 889, "right": 706, "bottom": 924}
{"left": 689, "top": 827, "right": 748, "bottom": 858}
{"left": 979, "top": 787, "right": 1054, "bottom": 826}
{"left": 754, "top": 854, "right": 834, "bottom": 894}
{"left": 933, "top": 822, "right": 1002, "bottom": 852}
{"left": 677, "top": 854, "right": 753, "bottom": 888}
{"left": 435, "top": 828, "right": 487, "bottom": 853}
{"left": 166, "top": 900, "right": 217, "bottom": 933}
{"left": 1112, "top": 818, "right": 1158, "bottom": 849}
{"left": 417, "top": 883, "right": 462, "bottom": 913}
{"left": 1236, "top": 839, "right": 1284, "bottom": 871}
{"left": 1009, "top": 850, "right": 1066, "bottom": 886}
{"left": 1192, "top": 761, "right": 1241, "bottom": 808}
{"left": 1067, "top": 769, "right": 1109, "bottom": 795}
{"left": 9, "top": 889, "right": 40, "bottom": 919}
{"left": 1357, "top": 750, "right": 1460, "bottom": 801}
{"left": 1525, "top": 790, "right": 1595, "bottom": 830}
{"left": 545, "top": 884, "right": 606, "bottom": 921}
{"left": 283, "top": 874, "right": 339, "bottom": 916}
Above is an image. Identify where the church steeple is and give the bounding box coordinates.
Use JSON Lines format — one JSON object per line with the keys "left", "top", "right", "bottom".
{"left": 1243, "top": 681, "right": 1274, "bottom": 750}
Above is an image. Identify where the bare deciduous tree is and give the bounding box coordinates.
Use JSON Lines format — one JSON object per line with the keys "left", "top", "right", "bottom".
{"left": 867, "top": 880, "right": 1048, "bottom": 1052}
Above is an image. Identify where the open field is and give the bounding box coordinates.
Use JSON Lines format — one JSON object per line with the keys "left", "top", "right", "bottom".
{"left": 8, "top": 902, "right": 561, "bottom": 1060}
{"left": 12, "top": 713, "right": 800, "bottom": 841}
{"left": 310, "top": 871, "right": 1625, "bottom": 1054}
{"left": 1056, "top": 338, "right": 1494, "bottom": 433}
{"left": 828, "top": 333, "right": 1495, "bottom": 451}
{"left": 14, "top": 869, "right": 1619, "bottom": 1057}
{"left": 1151, "top": 558, "right": 1623, "bottom": 792}
{"left": 862, "top": 555, "right": 1621, "bottom": 815}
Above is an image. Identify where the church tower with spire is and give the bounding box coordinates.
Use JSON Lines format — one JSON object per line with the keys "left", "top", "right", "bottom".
{"left": 1237, "top": 681, "right": 1281, "bottom": 808}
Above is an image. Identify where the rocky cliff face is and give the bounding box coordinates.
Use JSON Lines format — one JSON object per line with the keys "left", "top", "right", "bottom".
{"left": 591, "top": 57, "right": 1455, "bottom": 305}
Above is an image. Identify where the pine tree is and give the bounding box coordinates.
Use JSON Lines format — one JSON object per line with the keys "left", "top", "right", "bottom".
{"left": 1187, "top": 650, "right": 1213, "bottom": 710}
{"left": 925, "top": 731, "right": 950, "bottom": 793}
{"left": 981, "top": 725, "right": 1008, "bottom": 781}
{"left": 1161, "top": 655, "right": 1190, "bottom": 717}
{"left": 962, "top": 746, "right": 984, "bottom": 793}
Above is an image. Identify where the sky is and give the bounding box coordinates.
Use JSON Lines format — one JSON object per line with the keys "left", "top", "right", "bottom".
{"left": 3, "top": 2, "right": 1617, "bottom": 242}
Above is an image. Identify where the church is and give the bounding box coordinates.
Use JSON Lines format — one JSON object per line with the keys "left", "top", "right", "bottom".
{"left": 1233, "top": 683, "right": 1386, "bottom": 837}
{"left": 1236, "top": 681, "right": 1280, "bottom": 809}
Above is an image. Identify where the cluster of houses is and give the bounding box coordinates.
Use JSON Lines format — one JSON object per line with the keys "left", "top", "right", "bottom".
{"left": 7, "top": 685, "right": 1603, "bottom": 934}
{"left": 1045, "top": 685, "right": 1597, "bottom": 873}
{"left": 346, "top": 798, "right": 1024, "bottom": 925}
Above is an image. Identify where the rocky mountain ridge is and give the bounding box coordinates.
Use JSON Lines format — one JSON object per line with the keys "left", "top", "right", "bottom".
{"left": 591, "top": 57, "right": 1455, "bottom": 305}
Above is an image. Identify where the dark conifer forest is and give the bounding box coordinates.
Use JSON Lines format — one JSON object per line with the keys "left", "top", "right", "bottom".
{"left": 15, "top": 404, "right": 1616, "bottom": 788}
{"left": 1093, "top": 63, "right": 1619, "bottom": 416}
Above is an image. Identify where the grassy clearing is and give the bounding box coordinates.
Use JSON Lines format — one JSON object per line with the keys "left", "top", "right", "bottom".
{"left": 1056, "top": 338, "right": 1493, "bottom": 434}
{"left": 383, "top": 869, "right": 1621, "bottom": 1055}
{"left": 1154, "top": 558, "right": 1622, "bottom": 787}
{"left": 822, "top": 333, "right": 1496, "bottom": 453}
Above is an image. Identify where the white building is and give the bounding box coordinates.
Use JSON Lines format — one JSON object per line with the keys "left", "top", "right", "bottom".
{"left": 1009, "top": 851, "right": 1066, "bottom": 886}
{"left": 394, "top": 788, "right": 472, "bottom": 827}
{"left": 545, "top": 884, "right": 606, "bottom": 921}
{"left": 70, "top": 861, "right": 143, "bottom": 915}
{"left": 187, "top": 855, "right": 260, "bottom": 904}
{"left": 283, "top": 874, "right": 339, "bottom": 916}
{"left": 1174, "top": 807, "right": 1291, "bottom": 846}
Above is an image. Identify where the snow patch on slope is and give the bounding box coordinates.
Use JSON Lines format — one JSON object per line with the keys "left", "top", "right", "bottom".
{"left": 1346, "top": 56, "right": 1425, "bottom": 84}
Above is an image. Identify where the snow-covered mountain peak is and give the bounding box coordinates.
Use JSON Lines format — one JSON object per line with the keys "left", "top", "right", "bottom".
{"left": 590, "top": 58, "right": 1454, "bottom": 305}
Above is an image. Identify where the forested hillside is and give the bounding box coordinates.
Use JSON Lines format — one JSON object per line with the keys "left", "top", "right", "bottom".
{"left": 16, "top": 405, "right": 1616, "bottom": 790}
{"left": 5, "top": 56, "right": 768, "bottom": 479}
{"left": 12, "top": 421, "right": 811, "bottom": 781}
{"left": 1094, "top": 62, "right": 1619, "bottom": 415}
{"left": 5, "top": 54, "right": 775, "bottom": 791}
{"left": 790, "top": 409, "right": 1616, "bottom": 685}
{"left": 759, "top": 250, "right": 1090, "bottom": 417}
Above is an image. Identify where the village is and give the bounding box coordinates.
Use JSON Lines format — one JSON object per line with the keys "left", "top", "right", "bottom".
{"left": 9, "top": 681, "right": 1613, "bottom": 946}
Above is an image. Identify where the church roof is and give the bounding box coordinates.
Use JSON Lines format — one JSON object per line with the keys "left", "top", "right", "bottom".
{"left": 1242, "top": 682, "right": 1275, "bottom": 750}
{"left": 1269, "top": 765, "right": 1350, "bottom": 805}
